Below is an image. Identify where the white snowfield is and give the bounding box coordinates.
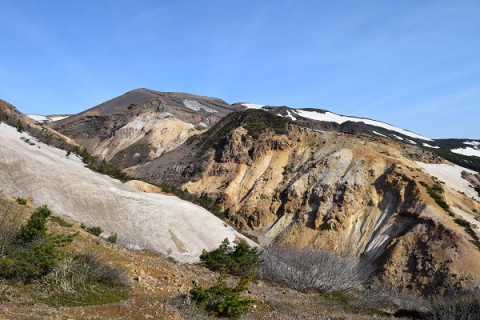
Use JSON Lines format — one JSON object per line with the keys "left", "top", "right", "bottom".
{"left": 0, "top": 123, "right": 253, "bottom": 262}
{"left": 27, "top": 114, "right": 69, "bottom": 123}
{"left": 451, "top": 147, "right": 480, "bottom": 158}
{"left": 423, "top": 143, "right": 440, "bottom": 149}
{"left": 294, "top": 109, "right": 433, "bottom": 141}
{"left": 464, "top": 141, "right": 480, "bottom": 147}
{"left": 416, "top": 161, "right": 479, "bottom": 201}
{"left": 183, "top": 99, "right": 217, "bottom": 113}
{"left": 241, "top": 103, "right": 265, "bottom": 109}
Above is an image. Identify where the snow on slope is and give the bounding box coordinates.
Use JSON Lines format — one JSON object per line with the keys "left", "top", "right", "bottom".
{"left": 183, "top": 99, "right": 217, "bottom": 113}
{"left": 423, "top": 143, "right": 440, "bottom": 149}
{"left": 0, "top": 123, "right": 252, "bottom": 262}
{"left": 416, "top": 161, "right": 479, "bottom": 200}
{"left": 242, "top": 103, "right": 264, "bottom": 109}
{"left": 451, "top": 147, "right": 480, "bottom": 158}
{"left": 294, "top": 109, "right": 433, "bottom": 141}
{"left": 27, "top": 114, "right": 69, "bottom": 123}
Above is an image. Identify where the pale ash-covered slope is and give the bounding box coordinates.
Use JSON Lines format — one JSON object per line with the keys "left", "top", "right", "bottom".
{"left": 0, "top": 122, "right": 251, "bottom": 262}
{"left": 48, "top": 88, "right": 239, "bottom": 168}
{"left": 131, "top": 110, "right": 480, "bottom": 295}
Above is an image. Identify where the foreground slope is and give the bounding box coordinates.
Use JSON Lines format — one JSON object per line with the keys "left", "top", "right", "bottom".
{"left": 0, "top": 122, "right": 251, "bottom": 262}
{"left": 131, "top": 109, "right": 480, "bottom": 295}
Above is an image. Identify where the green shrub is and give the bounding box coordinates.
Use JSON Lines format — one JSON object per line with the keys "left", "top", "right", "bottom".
{"left": 0, "top": 206, "right": 75, "bottom": 282}
{"left": 16, "top": 120, "right": 23, "bottom": 133}
{"left": 16, "top": 205, "right": 52, "bottom": 244}
{"left": 190, "top": 275, "right": 253, "bottom": 318}
{"left": 420, "top": 182, "right": 450, "bottom": 211}
{"left": 16, "top": 198, "right": 27, "bottom": 205}
{"left": 107, "top": 233, "right": 118, "bottom": 243}
{"left": 81, "top": 224, "right": 103, "bottom": 236}
{"left": 200, "top": 238, "right": 262, "bottom": 276}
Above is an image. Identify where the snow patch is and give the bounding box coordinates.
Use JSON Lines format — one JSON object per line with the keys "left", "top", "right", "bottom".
{"left": 416, "top": 161, "right": 479, "bottom": 200}
{"left": 27, "top": 114, "right": 49, "bottom": 122}
{"left": 451, "top": 147, "right": 480, "bottom": 158}
{"left": 406, "top": 139, "right": 417, "bottom": 145}
{"left": 423, "top": 143, "right": 440, "bottom": 149}
{"left": 183, "top": 99, "right": 217, "bottom": 113}
{"left": 242, "top": 103, "right": 264, "bottom": 109}
{"left": 27, "top": 114, "right": 69, "bottom": 123}
{"left": 295, "top": 109, "right": 432, "bottom": 141}
{"left": 373, "top": 131, "right": 387, "bottom": 137}
{"left": 285, "top": 110, "right": 297, "bottom": 121}
{"left": 391, "top": 134, "right": 404, "bottom": 141}
{"left": 464, "top": 141, "right": 480, "bottom": 147}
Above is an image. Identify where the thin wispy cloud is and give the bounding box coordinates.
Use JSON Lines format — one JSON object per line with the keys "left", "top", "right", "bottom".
{"left": 0, "top": 0, "right": 478, "bottom": 137}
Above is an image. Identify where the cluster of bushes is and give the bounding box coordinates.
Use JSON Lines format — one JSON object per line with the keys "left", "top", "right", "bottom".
{"left": 0, "top": 205, "right": 128, "bottom": 305}
{"left": 190, "top": 238, "right": 261, "bottom": 318}
{"left": 419, "top": 181, "right": 452, "bottom": 214}
{"left": 73, "top": 146, "right": 131, "bottom": 181}
{"left": 81, "top": 223, "right": 103, "bottom": 236}
{"left": 199, "top": 238, "right": 262, "bottom": 276}
{"left": 155, "top": 182, "right": 225, "bottom": 219}
{"left": 16, "top": 197, "right": 27, "bottom": 205}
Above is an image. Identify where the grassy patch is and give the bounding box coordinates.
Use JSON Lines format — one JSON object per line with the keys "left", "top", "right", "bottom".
{"left": 45, "top": 283, "right": 129, "bottom": 307}
{"left": 315, "top": 291, "right": 353, "bottom": 312}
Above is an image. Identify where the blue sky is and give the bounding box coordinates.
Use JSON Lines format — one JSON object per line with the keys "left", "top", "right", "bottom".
{"left": 0, "top": 0, "right": 479, "bottom": 138}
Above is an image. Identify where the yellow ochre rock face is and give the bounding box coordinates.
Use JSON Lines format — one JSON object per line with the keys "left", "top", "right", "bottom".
{"left": 180, "top": 124, "right": 480, "bottom": 295}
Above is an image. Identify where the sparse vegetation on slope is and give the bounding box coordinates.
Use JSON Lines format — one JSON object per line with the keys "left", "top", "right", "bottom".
{"left": 191, "top": 109, "right": 291, "bottom": 152}
{"left": 0, "top": 201, "right": 128, "bottom": 306}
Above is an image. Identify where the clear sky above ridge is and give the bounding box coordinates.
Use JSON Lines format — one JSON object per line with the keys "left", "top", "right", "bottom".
{"left": 0, "top": 0, "right": 479, "bottom": 138}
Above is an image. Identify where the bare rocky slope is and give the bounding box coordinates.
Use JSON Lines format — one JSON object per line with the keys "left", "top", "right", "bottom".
{"left": 130, "top": 109, "right": 480, "bottom": 295}
{"left": 48, "top": 89, "right": 240, "bottom": 168}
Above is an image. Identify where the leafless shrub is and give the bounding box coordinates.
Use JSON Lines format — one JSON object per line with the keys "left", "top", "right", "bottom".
{"left": 356, "top": 286, "right": 428, "bottom": 314}
{"left": 258, "top": 245, "right": 373, "bottom": 294}
{"left": 427, "top": 294, "right": 480, "bottom": 320}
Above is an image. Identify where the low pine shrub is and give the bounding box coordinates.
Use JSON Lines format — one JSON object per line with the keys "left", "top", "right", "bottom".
{"left": 199, "top": 238, "right": 262, "bottom": 276}
{"left": 190, "top": 275, "right": 253, "bottom": 318}
{"left": 81, "top": 224, "right": 103, "bottom": 236}
{"left": 16, "top": 198, "right": 27, "bottom": 205}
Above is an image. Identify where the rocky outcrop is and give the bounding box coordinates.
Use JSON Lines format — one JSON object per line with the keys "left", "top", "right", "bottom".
{"left": 48, "top": 89, "right": 238, "bottom": 167}
{"left": 130, "top": 110, "right": 480, "bottom": 295}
